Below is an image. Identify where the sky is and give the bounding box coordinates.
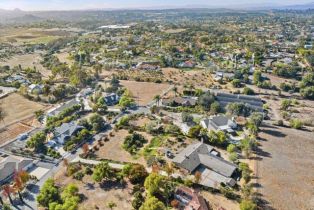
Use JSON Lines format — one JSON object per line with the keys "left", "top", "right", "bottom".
{"left": 0, "top": 0, "right": 313, "bottom": 11}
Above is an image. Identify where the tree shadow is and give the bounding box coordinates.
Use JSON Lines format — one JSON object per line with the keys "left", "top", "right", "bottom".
{"left": 84, "top": 182, "right": 95, "bottom": 191}
{"left": 260, "top": 128, "right": 286, "bottom": 138}
{"left": 254, "top": 147, "right": 272, "bottom": 158}
{"left": 26, "top": 184, "right": 39, "bottom": 194}
{"left": 23, "top": 191, "right": 35, "bottom": 202}
{"left": 99, "top": 180, "right": 126, "bottom": 190}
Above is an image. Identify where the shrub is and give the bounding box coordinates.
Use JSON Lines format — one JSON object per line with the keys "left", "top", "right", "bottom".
{"left": 289, "top": 119, "right": 303, "bottom": 129}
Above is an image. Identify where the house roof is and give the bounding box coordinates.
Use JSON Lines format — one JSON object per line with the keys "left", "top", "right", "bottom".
{"left": 54, "top": 122, "right": 83, "bottom": 143}
{"left": 0, "top": 156, "right": 33, "bottom": 182}
{"left": 201, "top": 115, "right": 236, "bottom": 131}
{"left": 175, "top": 186, "right": 209, "bottom": 210}
{"left": 104, "top": 93, "right": 120, "bottom": 105}
{"left": 173, "top": 142, "right": 237, "bottom": 177}
{"left": 48, "top": 99, "right": 80, "bottom": 117}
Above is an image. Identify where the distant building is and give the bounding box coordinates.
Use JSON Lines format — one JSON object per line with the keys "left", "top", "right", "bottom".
{"left": 177, "top": 61, "right": 196, "bottom": 68}
{"left": 173, "top": 142, "right": 237, "bottom": 188}
{"left": 174, "top": 186, "right": 209, "bottom": 210}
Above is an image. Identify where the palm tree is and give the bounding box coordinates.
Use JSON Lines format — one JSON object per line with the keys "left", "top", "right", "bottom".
{"left": 2, "top": 185, "right": 14, "bottom": 205}
{"left": 0, "top": 106, "right": 5, "bottom": 125}
{"left": 0, "top": 195, "right": 3, "bottom": 206}
{"left": 172, "top": 86, "right": 178, "bottom": 97}
{"left": 154, "top": 95, "right": 161, "bottom": 106}
{"left": 107, "top": 201, "right": 117, "bottom": 210}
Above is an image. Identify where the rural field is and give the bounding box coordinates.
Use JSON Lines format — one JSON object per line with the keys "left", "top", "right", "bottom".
{"left": 0, "top": 52, "right": 52, "bottom": 78}
{"left": 119, "top": 80, "right": 171, "bottom": 106}
{"left": 162, "top": 67, "right": 214, "bottom": 88}
{"left": 54, "top": 166, "right": 133, "bottom": 210}
{"left": 257, "top": 124, "right": 314, "bottom": 210}
{"left": 0, "top": 27, "right": 70, "bottom": 44}
{"left": 0, "top": 93, "right": 46, "bottom": 127}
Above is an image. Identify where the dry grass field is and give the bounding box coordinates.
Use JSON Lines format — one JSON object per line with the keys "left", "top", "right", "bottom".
{"left": 0, "top": 27, "right": 70, "bottom": 44}
{"left": 0, "top": 52, "right": 52, "bottom": 78}
{"left": 120, "top": 80, "right": 171, "bottom": 106}
{"left": 54, "top": 166, "right": 133, "bottom": 210}
{"left": 162, "top": 68, "right": 214, "bottom": 88}
{"left": 257, "top": 125, "right": 314, "bottom": 210}
{"left": 0, "top": 93, "right": 45, "bottom": 127}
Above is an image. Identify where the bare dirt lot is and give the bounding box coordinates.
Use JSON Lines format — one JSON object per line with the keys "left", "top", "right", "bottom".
{"left": 201, "top": 190, "right": 240, "bottom": 210}
{"left": 257, "top": 124, "right": 314, "bottom": 210}
{"left": 0, "top": 93, "right": 46, "bottom": 127}
{"left": 54, "top": 166, "right": 133, "bottom": 210}
{"left": 120, "top": 80, "right": 171, "bottom": 106}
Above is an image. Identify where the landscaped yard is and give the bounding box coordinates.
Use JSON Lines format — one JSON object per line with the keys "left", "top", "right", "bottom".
{"left": 93, "top": 129, "right": 152, "bottom": 165}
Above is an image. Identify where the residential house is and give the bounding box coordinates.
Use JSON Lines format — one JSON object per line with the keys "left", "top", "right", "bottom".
{"left": 173, "top": 142, "right": 237, "bottom": 188}
{"left": 51, "top": 122, "right": 84, "bottom": 145}
{"left": 161, "top": 97, "right": 197, "bottom": 107}
{"left": 214, "top": 71, "right": 235, "bottom": 81}
{"left": 104, "top": 93, "right": 120, "bottom": 106}
{"left": 0, "top": 155, "right": 34, "bottom": 183}
{"left": 177, "top": 61, "right": 196, "bottom": 68}
{"left": 47, "top": 99, "right": 80, "bottom": 117}
{"left": 174, "top": 186, "right": 209, "bottom": 210}
{"left": 200, "top": 115, "right": 237, "bottom": 133}
{"left": 28, "top": 84, "right": 44, "bottom": 94}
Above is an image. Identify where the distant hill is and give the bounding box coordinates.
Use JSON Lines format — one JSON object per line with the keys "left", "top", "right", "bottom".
{"left": 278, "top": 2, "right": 314, "bottom": 10}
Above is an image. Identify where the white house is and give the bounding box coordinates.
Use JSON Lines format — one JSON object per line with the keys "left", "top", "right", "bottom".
{"left": 200, "top": 115, "right": 237, "bottom": 133}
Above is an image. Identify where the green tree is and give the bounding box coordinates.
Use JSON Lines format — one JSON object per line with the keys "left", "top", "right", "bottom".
{"left": 26, "top": 131, "right": 46, "bottom": 152}
{"left": 37, "top": 179, "right": 60, "bottom": 207}
{"left": 188, "top": 125, "right": 202, "bottom": 138}
{"left": 89, "top": 114, "right": 105, "bottom": 133}
{"left": 240, "top": 199, "right": 257, "bottom": 210}
{"left": 139, "top": 196, "right": 166, "bottom": 210}
{"left": 253, "top": 71, "right": 262, "bottom": 84}
{"left": 242, "top": 87, "right": 255, "bottom": 95}
{"left": 92, "top": 161, "right": 114, "bottom": 182}
{"left": 210, "top": 101, "right": 221, "bottom": 114}
{"left": 132, "top": 191, "right": 145, "bottom": 210}
{"left": 231, "top": 79, "right": 241, "bottom": 88}
{"left": 144, "top": 173, "right": 164, "bottom": 196}
{"left": 154, "top": 95, "right": 161, "bottom": 106}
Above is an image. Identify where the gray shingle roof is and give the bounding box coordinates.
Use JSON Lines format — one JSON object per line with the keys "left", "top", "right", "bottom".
{"left": 54, "top": 122, "right": 83, "bottom": 144}
{"left": 173, "top": 142, "right": 237, "bottom": 178}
